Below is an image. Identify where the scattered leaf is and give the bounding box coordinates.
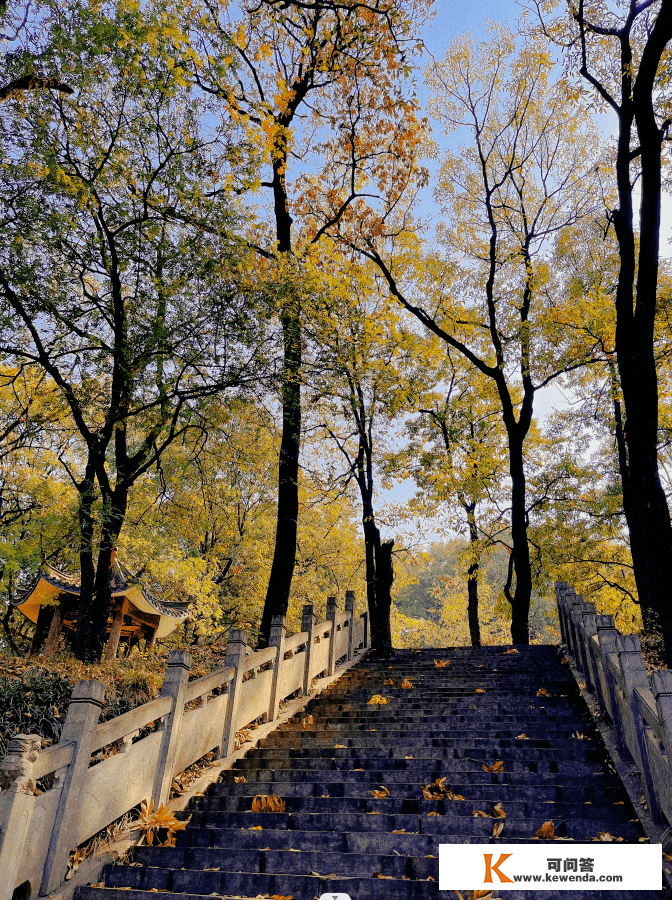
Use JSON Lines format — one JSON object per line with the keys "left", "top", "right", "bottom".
{"left": 367, "top": 695, "right": 389, "bottom": 705}
{"left": 492, "top": 820, "right": 505, "bottom": 838}
{"left": 536, "top": 821, "right": 555, "bottom": 839}
{"left": 504, "top": 648, "right": 519, "bottom": 654}
{"left": 473, "top": 810, "right": 491, "bottom": 818}
{"left": 370, "top": 786, "right": 390, "bottom": 799}
{"left": 515, "top": 734, "right": 528, "bottom": 740}
{"left": 401, "top": 678, "right": 413, "bottom": 689}
{"left": 248, "top": 826, "right": 263, "bottom": 830}
{"left": 482, "top": 760, "right": 505, "bottom": 773}
{"left": 475, "top": 689, "right": 485, "bottom": 693}
{"left": 493, "top": 803, "right": 506, "bottom": 819}
{"left": 434, "top": 659, "right": 450, "bottom": 668}
{"left": 234, "top": 776, "right": 247, "bottom": 783}
{"left": 252, "top": 795, "right": 285, "bottom": 813}
{"left": 537, "top": 688, "right": 550, "bottom": 698}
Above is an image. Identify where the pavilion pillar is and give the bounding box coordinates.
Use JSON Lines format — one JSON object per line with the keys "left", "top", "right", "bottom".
{"left": 29, "top": 603, "right": 54, "bottom": 655}
{"left": 43, "top": 602, "right": 65, "bottom": 658}
{"left": 104, "top": 598, "right": 127, "bottom": 661}
{"left": 147, "top": 625, "right": 159, "bottom": 650}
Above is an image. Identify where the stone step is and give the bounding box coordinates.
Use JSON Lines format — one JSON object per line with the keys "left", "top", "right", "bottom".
{"left": 183, "top": 810, "right": 644, "bottom": 841}
{"left": 210, "top": 779, "right": 632, "bottom": 805}
{"left": 191, "top": 795, "right": 637, "bottom": 821}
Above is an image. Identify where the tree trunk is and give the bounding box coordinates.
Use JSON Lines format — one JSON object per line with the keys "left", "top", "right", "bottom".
{"left": 75, "top": 467, "right": 97, "bottom": 661}
{"left": 466, "top": 504, "right": 481, "bottom": 647}
{"left": 508, "top": 432, "right": 531, "bottom": 645}
{"left": 258, "top": 159, "right": 301, "bottom": 648}
{"left": 90, "top": 489, "right": 128, "bottom": 661}
{"left": 259, "top": 305, "right": 302, "bottom": 646}
{"left": 373, "top": 539, "right": 394, "bottom": 655}
{"left": 362, "top": 510, "right": 381, "bottom": 650}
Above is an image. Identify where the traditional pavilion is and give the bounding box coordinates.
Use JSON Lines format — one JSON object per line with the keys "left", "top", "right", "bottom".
{"left": 12, "top": 559, "right": 190, "bottom": 659}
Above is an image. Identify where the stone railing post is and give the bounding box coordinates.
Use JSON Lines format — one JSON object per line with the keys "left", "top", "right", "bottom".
{"left": 267, "top": 616, "right": 286, "bottom": 723}
{"left": 0, "top": 734, "right": 42, "bottom": 900}
{"left": 302, "top": 605, "right": 317, "bottom": 695}
{"left": 555, "top": 582, "right": 569, "bottom": 646}
{"left": 362, "top": 609, "right": 369, "bottom": 649}
{"left": 616, "top": 635, "right": 657, "bottom": 807}
{"left": 41, "top": 680, "right": 105, "bottom": 895}
{"left": 151, "top": 650, "right": 192, "bottom": 808}
{"left": 326, "top": 595, "right": 338, "bottom": 676}
{"left": 220, "top": 629, "right": 248, "bottom": 758}
{"left": 577, "top": 605, "right": 598, "bottom": 691}
{"left": 592, "top": 616, "right": 618, "bottom": 719}
{"left": 345, "top": 591, "right": 355, "bottom": 660}
{"left": 652, "top": 669, "right": 672, "bottom": 824}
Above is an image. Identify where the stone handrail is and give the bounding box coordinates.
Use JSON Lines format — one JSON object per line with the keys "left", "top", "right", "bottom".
{"left": 555, "top": 581, "right": 672, "bottom": 834}
{"left": 0, "top": 595, "right": 368, "bottom": 900}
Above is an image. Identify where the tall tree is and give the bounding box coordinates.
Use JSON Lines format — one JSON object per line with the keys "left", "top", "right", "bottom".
{"left": 402, "top": 366, "right": 509, "bottom": 646}
{"left": 307, "top": 255, "right": 432, "bottom": 650}
{"left": 0, "top": 0, "right": 263, "bottom": 660}
{"left": 356, "top": 32, "right": 600, "bottom": 643}
{"left": 532, "top": 0, "right": 672, "bottom": 664}
{"left": 187, "top": 0, "right": 431, "bottom": 643}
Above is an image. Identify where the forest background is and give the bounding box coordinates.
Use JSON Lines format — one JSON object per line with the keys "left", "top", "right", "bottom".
{"left": 1, "top": 0, "right": 671, "bottom": 676}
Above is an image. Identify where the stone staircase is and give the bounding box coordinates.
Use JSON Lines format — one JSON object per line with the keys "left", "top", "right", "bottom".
{"left": 75, "top": 646, "right": 660, "bottom": 900}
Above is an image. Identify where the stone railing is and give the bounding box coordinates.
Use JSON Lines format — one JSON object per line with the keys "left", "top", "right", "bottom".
{"left": 0, "top": 596, "right": 368, "bottom": 900}
{"left": 555, "top": 581, "right": 672, "bottom": 834}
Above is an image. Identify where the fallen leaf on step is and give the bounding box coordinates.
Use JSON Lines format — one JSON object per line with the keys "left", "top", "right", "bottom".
{"left": 504, "top": 648, "right": 519, "bottom": 654}
{"left": 234, "top": 776, "right": 247, "bottom": 783}
{"left": 663, "top": 853, "right": 672, "bottom": 861}
{"left": 302, "top": 716, "right": 314, "bottom": 728}
{"left": 367, "top": 695, "right": 389, "bottom": 704}
{"left": 482, "top": 760, "right": 505, "bottom": 773}
{"left": 404, "top": 755, "right": 414, "bottom": 759}
{"left": 592, "top": 833, "right": 623, "bottom": 842}
{"left": 572, "top": 732, "right": 589, "bottom": 739}
{"left": 393, "top": 849, "right": 402, "bottom": 856}
{"left": 392, "top": 829, "right": 408, "bottom": 834}
{"left": 401, "top": 678, "right": 413, "bottom": 689}
{"left": 272, "top": 895, "right": 293, "bottom": 900}
{"left": 371, "top": 786, "right": 390, "bottom": 798}
{"left": 561, "top": 657, "right": 569, "bottom": 664}
{"left": 334, "top": 744, "right": 347, "bottom": 748}
{"left": 252, "top": 794, "right": 285, "bottom": 813}
{"left": 248, "top": 826, "right": 263, "bottom": 830}
{"left": 473, "top": 810, "right": 491, "bottom": 818}
{"left": 204, "top": 867, "right": 220, "bottom": 871}
{"left": 426, "top": 854, "right": 436, "bottom": 858}
{"left": 493, "top": 803, "right": 506, "bottom": 819}
{"left": 428, "top": 811, "right": 440, "bottom": 816}
{"left": 536, "top": 821, "right": 555, "bottom": 839}
{"left": 515, "top": 734, "right": 528, "bottom": 740}
{"left": 475, "top": 689, "right": 485, "bottom": 693}
{"left": 383, "top": 678, "right": 394, "bottom": 685}
{"left": 537, "top": 688, "right": 550, "bottom": 697}
{"left": 367, "top": 811, "right": 381, "bottom": 815}
{"left": 492, "top": 821, "right": 505, "bottom": 838}
{"left": 613, "top": 801, "right": 624, "bottom": 805}
{"left": 372, "top": 872, "right": 395, "bottom": 879}
{"left": 434, "top": 659, "right": 450, "bottom": 668}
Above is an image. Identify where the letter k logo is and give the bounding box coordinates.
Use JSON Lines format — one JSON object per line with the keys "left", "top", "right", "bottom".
{"left": 483, "top": 852, "right": 514, "bottom": 883}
